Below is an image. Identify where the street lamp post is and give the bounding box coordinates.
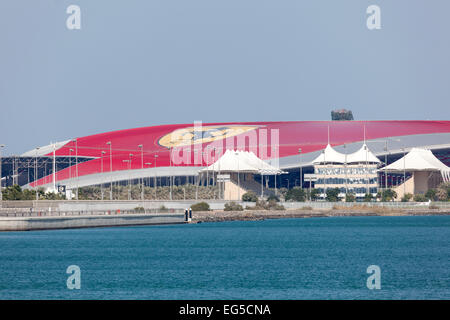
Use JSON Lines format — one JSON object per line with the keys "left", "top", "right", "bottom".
{"left": 138, "top": 145, "right": 144, "bottom": 201}
{"left": 129, "top": 154, "right": 133, "bottom": 200}
{"left": 11, "top": 156, "right": 15, "bottom": 186}
{"left": 169, "top": 147, "right": 172, "bottom": 200}
{"left": 402, "top": 148, "right": 406, "bottom": 198}
{"left": 0, "top": 144, "right": 5, "bottom": 203}
{"left": 206, "top": 146, "right": 210, "bottom": 187}
{"left": 69, "top": 149, "right": 73, "bottom": 181}
{"left": 384, "top": 141, "right": 388, "bottom": 190}
{"left": 72, "top": 138, "right": 79, "bottom": 200}
{"left": 218, "top": 150, "right": 221, "bottom": 200}
{"left": 122, "top": 154, "right": 133, "bottom": 201}
{"left": 237, "top": 152, "right": 240, "bottom": 200}
{"left": 194, "top": 150, "right": 199, "bottom": 200}
{"left": 35, "top": 147, "right": 40, "bottom": 200}
{"left": 323, "top": 149, "right": 326, "bottom": 200}
{"left": 298, "top": 148, "right": 302, "bottom": 190}
{"left": 261, "top": 171, "right": 264, "bottom": 198}
{"left": 343, "top": 144, "right": 348, "bottom": 196}
{"left": 101, "top": 151, "right": 106, "bottom": 200}
{"left": 154, "top": 154, "right": 158, "bottom": 199}
{"left": 144, "top": 162, "right": 152, "bottom": 199}
{"left": 106, "top": 141, "right": 112, "bottom": 200}
{"left": 52, "top": 143, "right": 56, "bottom": 193}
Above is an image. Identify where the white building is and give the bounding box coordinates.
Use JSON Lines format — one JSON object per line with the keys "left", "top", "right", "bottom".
{"left": 312, "top": 143, "right": 381, "bottom": 200}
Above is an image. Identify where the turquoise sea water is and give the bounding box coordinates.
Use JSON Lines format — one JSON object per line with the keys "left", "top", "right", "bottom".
{"left": 0, "top": 216, "right": 449, "bottom": 300}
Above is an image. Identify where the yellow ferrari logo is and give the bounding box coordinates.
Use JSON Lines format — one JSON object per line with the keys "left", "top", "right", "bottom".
{"left": 158, "top": 125, "right": 259, "bottom": 148}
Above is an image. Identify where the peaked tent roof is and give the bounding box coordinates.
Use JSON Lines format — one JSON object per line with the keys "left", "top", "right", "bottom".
{"left": 383, "top": 148, "right": 449, "bottom": 172}
{"left": 383, "top": 148, "right": 450, "bottom": 182}
{"left": 312, "top": 143, "right": 381, "bottom": 164}
{"left": 312, "top": 144, "right": 347, "bottom": 164}
{"left": 346, "top": 144, "right": 381, "bottom": 164}
{"left": 201, "top": 150, "right": 284, "bottom": 175}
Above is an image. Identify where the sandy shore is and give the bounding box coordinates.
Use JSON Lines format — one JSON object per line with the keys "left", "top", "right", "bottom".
{"left": 192, "top": 208, "right": 450, "bottom": 223}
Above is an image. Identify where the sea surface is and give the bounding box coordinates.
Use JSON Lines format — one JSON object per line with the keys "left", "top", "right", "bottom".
{"left": 0, "top": 216, "right": 449, "bottom": 300}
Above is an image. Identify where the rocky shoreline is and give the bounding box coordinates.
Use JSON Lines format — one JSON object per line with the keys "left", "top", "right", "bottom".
{"left": 192, "top": 208, "right": 450, "bottom": 223}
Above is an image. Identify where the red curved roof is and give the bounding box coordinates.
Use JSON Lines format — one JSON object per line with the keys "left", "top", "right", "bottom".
{"left": 31, "top": 120, "right": 450, "bottom": 187}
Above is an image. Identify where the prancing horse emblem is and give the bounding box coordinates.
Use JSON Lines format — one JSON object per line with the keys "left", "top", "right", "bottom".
{"left": 158, "top": 125, "right": 259, "bottom": 148}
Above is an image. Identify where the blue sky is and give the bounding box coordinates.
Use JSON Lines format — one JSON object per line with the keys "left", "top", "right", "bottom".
{"left": 1, "top": 0, "right": 449, "bottom": 154}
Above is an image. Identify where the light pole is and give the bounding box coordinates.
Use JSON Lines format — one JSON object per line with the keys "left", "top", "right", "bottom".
{"left": 261, "top": 171, "right": 264, "bottom": 198}
{"left": 237, "top": 151, "right": 240, "bottom": 201}
{"left": 52, "top": 143, "right": 56, "bottom": 193}
{"left": 206, "top": 146, "right": 210, "bottom": 187}
{"left": 129, "top": 153, "right": 133, "bottom": 200}
{"left": 0, "top": 144, "right": 5, "bottom": 203}
{"left": 274, "top": 172, "right": 277, "bottom": 196}
{"left": 12, "top": 156, "right": 15, "bottom": 186}
{"left": 402, "top": 148, "right": 406, "bottom": 198}
{"left": 214, "top": 147, "right": 222, "bottom": 199}
{"left": 384, "top": 141, "right": 388, "bottom": 190}
{"left": 298, "top": 148, "right": 302, "bottom": 190}
{"left": 123, "top": 154, "right": 133, "bottom": 201}
{"left": 106, "top": 141, "right": 112, "bottom": 200}
{"left": 101, "top": 151, "right": 106, "bottom": 200}
{"left": 323, "top": 149, "right": 326, "bottom": 200}
{"left": 365, "top": 144, "right": 369, "bottom": 196}
{"left": 69, "top": 149, "right": 73, "bottom": 181}
{"left": 144, "top": 162, "right": 152, "bottom": 199}
{"left": 154, "top": 154, "right": 158, "bottom": 199}
{"left": 72, "top": 138, "right": 79, "bottom": 200}
{"left": 343, "top": 144, "right": 348, "bottom": 196}
{"left": 169, "top": 147, "right": 172, "bottom": 200}
{"left": 194, "top": 150, "right": 199, "bottom": 200}
{"left": 138, "top": 145, "right": 144, "bottom": 201}
{"left": 35, "top": 147, "right": 40, "bottom": 200}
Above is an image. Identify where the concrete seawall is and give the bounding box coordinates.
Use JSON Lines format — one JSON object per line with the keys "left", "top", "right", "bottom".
{"left": 0, "top": 213, "right": 186, "bottom": 231}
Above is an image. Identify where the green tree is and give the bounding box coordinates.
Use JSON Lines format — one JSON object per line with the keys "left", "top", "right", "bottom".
{"left": 2, "top": 185, "right": 24, "bottom": 200}
{"left": 377, "top": 189, "right": 397, "bottom": 202}
{"left": 309, "top": 189, "right": 321, "bottom": 201}
{"left": 242, "top": 191, "right": 258, "bottom": 202}
{"left": 413, "top": 194, "right": 427, "bottom": 202}
{"left": 401, "top": 193, "right": 413, "bottom": 202}
{"left": 224, "top": 202, "right": 244, "bottom": 211}
{"left": 425, "top": 189, "right": 437, "bottom": 201}
{"left": 41, "top": 191, "right": 65, "bottom": 200}
{"left": 345, "top": 193, "right": 356, "bottom": 202}
{"left": 190, "top": 202, "right": 210, "bottom": 211}
{"left": 363, "top": 193, "right": 374, "bottom": 202}
{"left": 285, "top": 187, "right": 306, "bottom": 202}
{"left": 325, "top": 188, "right": 341, "bottom": 202}
{"left": 267, "top": 194, "right": 280, "bottom": 202}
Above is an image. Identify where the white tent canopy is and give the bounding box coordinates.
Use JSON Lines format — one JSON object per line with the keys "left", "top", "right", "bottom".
{"left": 312, "top": 143, "right": 380, "bottom": 164}
{"left": 201, "top": 150, "right": 284, "bottom": 175}
{"left": 346, "top": 144, "right": 381, "bottom": 164}
{"left": 312, "top": 144, "right": 347, "bottom": 164}
{"left": 382, "top": 148, "right": 450, "bottom": 182}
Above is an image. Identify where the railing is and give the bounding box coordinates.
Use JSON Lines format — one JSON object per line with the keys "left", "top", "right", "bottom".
{"left": 282, "top": 201, "right": 450, "bottom": 209}
{"left": 0, "top": 208, "right": 184, "bottom": 217}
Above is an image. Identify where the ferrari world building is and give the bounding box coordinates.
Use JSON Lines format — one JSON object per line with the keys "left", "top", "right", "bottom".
{"left": 2, "top": 121, "right": 450, "bottom": 198}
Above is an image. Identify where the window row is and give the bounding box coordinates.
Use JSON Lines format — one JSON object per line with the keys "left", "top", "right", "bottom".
{"left": 315, "top": 167, "right": 378, "bottom": 175}
{"left": 316, "top": 178, "right": 378, "bottom": 185}
{"left": 316, "top": 187, "right": 378, "bottom": 194}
